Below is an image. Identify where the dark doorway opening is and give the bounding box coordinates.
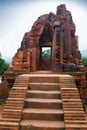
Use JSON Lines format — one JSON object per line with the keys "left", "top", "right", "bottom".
{"left": 40, "top": 47, "right": 52, "bottom": 70}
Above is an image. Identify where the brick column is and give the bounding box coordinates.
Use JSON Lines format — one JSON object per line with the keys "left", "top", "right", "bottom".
{"left": 52, "top": 30, "right": 56, "bottom": 65}
{"left": 30, "top": 48, "right": 37, "bottom": 71}
{"left": 60, "top": 28, "right": 64, "bottom": 64}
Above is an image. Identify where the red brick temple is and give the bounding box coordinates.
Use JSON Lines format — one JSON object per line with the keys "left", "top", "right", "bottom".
{"left": 0, "top": 4, "right": 87, "bottom": 130}
{"left": 5, "top": 4, "right": 87, "bottom": 102}
{"left": 9, "top": 4, "right": 83, "bottom": 72}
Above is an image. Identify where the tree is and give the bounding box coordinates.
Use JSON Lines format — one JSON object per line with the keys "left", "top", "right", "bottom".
{"left": 82, "top": 58, "right": 87, "bottom": 68}
{"left": 0, "top": 52, "right": 1, "bottom": 58}
{"left": 0, "top": 54, "right": 10, "bottom": 76}
{"left": 42, "top": 49, "right": 51, "bottom": 60}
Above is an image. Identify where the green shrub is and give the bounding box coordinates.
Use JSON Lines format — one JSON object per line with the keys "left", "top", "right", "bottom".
{"left": 82, "top": 58, "right": 87, "bottom": 68}
{"left": 0, "top": 53, "right": 9, "bottom": 76}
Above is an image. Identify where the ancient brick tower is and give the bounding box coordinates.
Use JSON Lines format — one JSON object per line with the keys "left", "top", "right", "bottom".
{"left": 10, "top": 4, "right": 82, "bottom": 72}
{"left": 1, "top": 4, "right": 87, "bottom": 130}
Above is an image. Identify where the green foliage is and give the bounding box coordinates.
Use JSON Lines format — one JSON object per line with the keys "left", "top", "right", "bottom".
{"left": 0, "top": 52, "right": 2, "bottom": 58}
{"left": 0, "top": 99, "right": 6, "bottom": 105}
{"left": 0, "top": 53, "right": 10, "bottom": 76}
{"left": 82, "top": 58, "right": 87, "bottom": 68}
{"left": 42, "top": 49, "right": 51, "bottom": 60}
{"left": 85, "top": 108, "right": 87, "bottom": 114}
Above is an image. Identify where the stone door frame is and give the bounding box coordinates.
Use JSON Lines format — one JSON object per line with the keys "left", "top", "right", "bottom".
{"left": 39, "top": 45, "right": 52, "bottom": 70}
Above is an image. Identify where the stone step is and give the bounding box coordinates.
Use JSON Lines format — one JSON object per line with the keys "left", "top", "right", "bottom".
{"left": 62, "top": 91, "right": 79, "bottom": 97}
{"left": 28, "top": 82, "right": 59, "bottom": 91}
{"left": 20, "top": 120, "right": 65, "bottom": 130}
{"left": 60, "top": 84, "right": 76, "bottom": 88}
{"left": 15, "top": 77, "right": 29, "bottom": 81}
{"left": 9, "top": 94, "right": 26, "bottom": 98}
{"left": 10, "top": 89, "right": 27, "bottom": 94}
{"left": 65, "top": 120, "right": 87, "bottom": 124}
{"left": 63, "top": 100, "right": 82, "bottom": 105}
{"left": 22, "top": 108, "right": 64, "bottom": 121}
{"left": 12, "top": 87, "right": 27, "bottom": 90}
{"left": 66, "top": 124, "right": 87, "bottom": 130}
{"left": 64, "top": 111, "right": 84, "bottom": 114}
{"left": 62, "top": 99, "right": 84, "bottom": 110}
{"left": 61, "top": 87, "right": 78, "bottom": 90}
{"left": 9, "top": 93, "right": 26, "bottom": 98}
{"left": 60, "top": 78, "right": 74, "bottom": 81}
{"left": 29, "top": 77, "right": 59, "bottom": 83}
{"left": 1, "top": 74, "right": 86, "bottom": 130}
{"left": 61, "top": 88, "right": 77, "bottom": 90}
{"left": 63, "top": 107, "right": 84, "bottom": 111}
{"left": 24, "top": 98, "right": 63, "bottom": 109}
{"left": 63, "top": 102, "right": 83, "bottom": 108}
{"left": 4, "top": 105, "right": 23, "bottom": 109}
{"left": 10, "top": 89, "right": 26, "bottom": 93}
{"left": 0, "top": 118, "right": 20, "bottom": 122}
{"left": 62, "top": 91, "right": 79, "bottom": 94}
{"left": 64, "top": 113, "right": 85, "bottom": 120}
{"left": 63, "top": 99, "right": 82, "bottom": 102}
{"left": 0, "top": 75, "right": 29, "bottom": 130}
{"left": 10, "top": 90, "right": 26, "bottom": 93}
{"left": 62, "top": 90, "right": 79, "bottom": 94}
{"left": 5, "top": 101, "right": 24, "bottom": 107}
{"left": 15, "top": 79, "right": 29, "bottom": 81}
{"left": 15, "top": 78, "right": 29, "bottom": 80}
{"left": 15, "top": 78, "right": 29, "bottom": 83}
{"left": 6, "top": 103, "right": 24, "bottom": 109}
{"left": 3, "top": 109, "right": 22, "bottom": 112}
{"left": 26, "top": 90, "right": 61, "bottom": 99}
{"left": 59, "top": 79, "right": 74, "bottom": 84}
{"left": 61, "top": 88, "right": 80, "bottom": 98}
{"left": 7, "top": 98, "right": 24, "bottom": 101}
{"left": 15, "top": 79, "right": 29, "bottom": 82}
{"left": 16, "top": 76, "right": 29, "bottom": 79}
{"left": 61, "top": 87, "right": 78, "bottom": 93}
{"left": 14, "top": 84, "right": 28, "bottom": 87}
{"left": 62, "top": 95, "right": 80, "bottom": 99}
{"left": 0, "top": 121, "right": 19, "bottom": 130}
{"left": 9, "top": 92, "right": 26, "bottom": 100}
{"left": 2, "top": 109, "right": 22, "bottom": 119}
{"left": 2, "top": 112, "right": 21, "bottom": 118}
{"left": 59, "top": 77, "right": 74, "bottom": 80}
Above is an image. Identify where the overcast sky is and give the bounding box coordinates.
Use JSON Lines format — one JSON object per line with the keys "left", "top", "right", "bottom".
{"left": 0, "top": 0, "right": 87, "bottom": 60}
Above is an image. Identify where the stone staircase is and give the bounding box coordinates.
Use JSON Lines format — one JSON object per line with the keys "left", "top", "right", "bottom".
{"left": 20, "top": 75, "right": 65, "bottom": 130}
{"left": 59, "top": 76, "right": 87, "bottom": 130}
{"left": 0, "top": 73, "right": 87, "bottom": 130}
{"left": 0, "top": 75, "right": 29, "bottom": 130}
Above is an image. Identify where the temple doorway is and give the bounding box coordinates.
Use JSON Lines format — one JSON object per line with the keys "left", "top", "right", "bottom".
{"left": 40, "top": 47, "right": 52, "bottom": 70}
